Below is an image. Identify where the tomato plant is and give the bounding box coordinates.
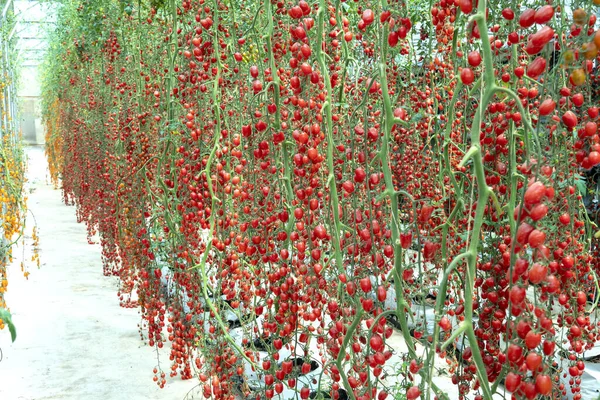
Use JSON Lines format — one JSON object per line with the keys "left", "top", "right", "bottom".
{"left": 41, "top": 0, "right": 600, "bottom": 399}
{"left": 1, "top": 3, "right": 33, "bottom": 342}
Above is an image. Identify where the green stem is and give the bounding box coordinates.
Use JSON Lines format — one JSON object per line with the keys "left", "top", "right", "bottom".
{"left": 315, "top": 1, "right": 344, "bottom": 277}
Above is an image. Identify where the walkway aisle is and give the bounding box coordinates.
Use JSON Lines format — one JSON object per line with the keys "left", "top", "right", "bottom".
{"left": 0, "top": 147, "right": 199, "bottom": 399}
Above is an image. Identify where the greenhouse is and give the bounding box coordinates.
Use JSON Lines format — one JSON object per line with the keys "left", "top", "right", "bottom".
{"left": 2, "top": 0, "right": 600, "bottom": 399}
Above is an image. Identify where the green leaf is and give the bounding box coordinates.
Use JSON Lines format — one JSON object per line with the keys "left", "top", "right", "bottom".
{"left": 0, "top": 308, "right": 17, "bottom": 343}
{"left": 574, "top": 174, "right": 587, "bottom": 196}
{"left": 410, "top": 112, "right": 424, "bottom": 123}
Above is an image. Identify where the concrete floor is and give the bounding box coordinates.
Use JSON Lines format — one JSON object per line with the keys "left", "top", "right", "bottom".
{"left": 0, "top": 147, "right": 198, "bottom": 400}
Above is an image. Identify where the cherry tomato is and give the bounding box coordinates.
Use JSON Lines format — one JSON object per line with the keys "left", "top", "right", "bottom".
{"left": 460, "top": 67, "right": 475, "bottom": 85}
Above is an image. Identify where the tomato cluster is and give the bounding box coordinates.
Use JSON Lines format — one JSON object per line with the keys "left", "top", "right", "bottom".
{"left": 1, "top": 17, "right": 30, "bottom": 339}
{"left": 42, "top": 0, "right": 600, "bottom": 399}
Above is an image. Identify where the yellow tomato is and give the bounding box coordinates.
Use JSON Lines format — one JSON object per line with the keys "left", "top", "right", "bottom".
{"left": 573, "top": 8, "right": 587, "bottom": 25}
{"left": 582, "top": 42, "right": 598, "bottom": 60}
{"left": 563, "top": 50, "right": 575, "bottom": 65}
{"left": 570, "top": 68, "right": 586, "bottom": 86}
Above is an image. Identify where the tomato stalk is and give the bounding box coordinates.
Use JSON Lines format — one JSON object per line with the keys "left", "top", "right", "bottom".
{"left": 315, "top": 0, "right": 345, "bottom": 278}
{"left": 264, "top": 0, "right": 294, "bottom": 243}
{"left": 378, "top": 2, "right": 448, "bottom": 399}
{"left": 191, "top": 0, "right": 258, "bottom": 372}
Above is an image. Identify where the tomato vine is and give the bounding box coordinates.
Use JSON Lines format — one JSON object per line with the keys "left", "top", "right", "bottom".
{"left": 42, "top": 0, "right": 600, "bottom": 399}
{"left": 1, "top": 0, "right": 33, "bottom": 342}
